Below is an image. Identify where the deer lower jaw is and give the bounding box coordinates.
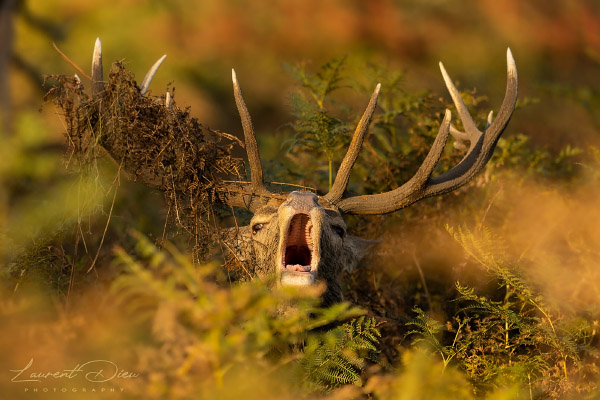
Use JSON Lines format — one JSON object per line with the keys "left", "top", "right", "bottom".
{"left": 279, "top": 213, "right": 320, "bottom": 286}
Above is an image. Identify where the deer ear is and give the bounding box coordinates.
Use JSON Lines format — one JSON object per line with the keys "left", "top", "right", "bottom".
{"left": 340, "top": 235, "right": 379, "bottom": 273}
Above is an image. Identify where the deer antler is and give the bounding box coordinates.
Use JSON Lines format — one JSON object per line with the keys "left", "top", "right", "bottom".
{"left": 88, "top": 38, "right": 516, "bottom": 216}
{"left": 331, "top": 48, "right": 518, "bottom": 215}
{"left": 91, "top": 37, "right": 104, "bottom": 98}
{"left": 140, "top": 55, "right": 167, "bottom": 95}
{"left": 231, "top": 69, "right": 267, "bottom": 194}
{"left": 323, "top": 83, "right": 381, "bottom": 204}
{"left": 88, "top": 38, "right": 284, "bottom": 212}
{"left": 92, "top": 38, "right": 167, "bottom": 98}
{"left": 213, "top": 70, "right": 287, "bottom": 212}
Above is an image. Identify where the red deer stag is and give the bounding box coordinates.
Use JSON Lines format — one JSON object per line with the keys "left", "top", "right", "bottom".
{"left": 88, "top": 39, "right": 517, "bottom": 305}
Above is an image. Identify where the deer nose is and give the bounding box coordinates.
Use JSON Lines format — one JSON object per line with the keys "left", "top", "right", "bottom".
{"left": 284, "top": 191, "right": 320, "bottom": 212}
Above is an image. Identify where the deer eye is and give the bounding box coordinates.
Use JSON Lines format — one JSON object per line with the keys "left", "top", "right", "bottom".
{"left": 332, "top": 225, "right": 345, "bottom": 238}
{"left": 252, "top": 223, "right": 264, "bottom": 234}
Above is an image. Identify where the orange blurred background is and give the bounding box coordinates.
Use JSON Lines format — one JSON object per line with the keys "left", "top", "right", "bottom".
{"left": 3, "top": 0, "right": 599, "bottom": 149}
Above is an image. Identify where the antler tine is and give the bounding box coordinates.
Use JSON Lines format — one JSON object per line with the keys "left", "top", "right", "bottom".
{"left": 449, "top": 125, "right": 469, "bottom": 151}
{"left": 232, "top": 69, "right": 268, "bottom": 194}
{"left": 439, "top": 60, "right": 481, "bottom": 152}
{"left": 424, "top": 48, "right": 517, "bottom": 193}
{"left": 485, "top": 110, "right": 494, "bottom": 130}
{"left": 165, "top": 91, "right": 173, "bottom": 110}
{"left": 140, "top": 54, "right": 167, "bottom": 96}
{"left": 324, "top": 83, "right": 381, "bottom": 204}
{"left": 411, "top": 109, "right": 452, "bottom": 185}
{"left": 336, "top": 110, "right": 452, "bottom": 214}
{"left": 337, "top": 49, "right": 518, "bottom": 215}
{"left": 91, "top": 37, "right": 104, "bottom": 99}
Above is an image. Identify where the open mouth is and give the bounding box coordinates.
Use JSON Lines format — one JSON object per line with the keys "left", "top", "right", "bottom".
{"left": 281, "top": 213, "right": 317, "bottom": 276}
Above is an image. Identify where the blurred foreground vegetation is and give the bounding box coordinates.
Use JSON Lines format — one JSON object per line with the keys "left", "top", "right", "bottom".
{"left": 1, "top": 1, "right": 600, "bottom": 399}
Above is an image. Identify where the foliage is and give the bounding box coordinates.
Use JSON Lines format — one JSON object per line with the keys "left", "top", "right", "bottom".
{"left": 406, "top": 226, "right": 600, "bottom": 398}
{"left": 109, "top": 232, "right": 377, "bottom": 398}
{"left": 301, "top": 315, "right": 381, "bottom": 390}
{"left": 284, "top": 57, "right": 351, "bottom": 189}
{"left": 364, "top": 349, "right": 479, "bottom": 400}
{"left": 493, "top": 133, "right": 584, "bottom": 180}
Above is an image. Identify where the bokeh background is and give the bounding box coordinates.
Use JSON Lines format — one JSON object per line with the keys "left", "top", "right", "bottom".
{"left": 4, "top": 0, "right": 600, "bottom": 148}
{"left": 1, "top": 1, "right": 600, "bottom": 399}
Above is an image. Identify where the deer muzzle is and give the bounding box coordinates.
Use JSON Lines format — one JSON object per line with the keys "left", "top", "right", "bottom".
{"left": 277, "top": 195, "right": 323, "bottom": 286}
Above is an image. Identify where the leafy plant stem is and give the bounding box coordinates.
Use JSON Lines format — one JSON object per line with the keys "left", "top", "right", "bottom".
{"left": 505, "top": 284, "right": 510, "bottom": 354}
{"left": 328, "top": 158, "right": 333, "bottom": 190}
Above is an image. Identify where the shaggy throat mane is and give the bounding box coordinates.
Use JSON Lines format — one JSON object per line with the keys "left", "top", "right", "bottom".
{"left": 282, "top": 213, "right": 316, "bottom": 273}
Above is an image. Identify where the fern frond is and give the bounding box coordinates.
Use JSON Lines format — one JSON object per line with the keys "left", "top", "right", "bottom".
{"left": 301, "top": 316, "right": 381, "bottom": 390}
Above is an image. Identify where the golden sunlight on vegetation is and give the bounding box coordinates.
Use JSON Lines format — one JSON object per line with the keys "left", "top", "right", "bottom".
{"left": 1, "top": 0, "right": 599, "bottom": 399}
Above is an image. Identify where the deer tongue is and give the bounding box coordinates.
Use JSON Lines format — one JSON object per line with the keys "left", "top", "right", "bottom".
{"left": 285, "top": 264, "right": 312, "bottom": 272}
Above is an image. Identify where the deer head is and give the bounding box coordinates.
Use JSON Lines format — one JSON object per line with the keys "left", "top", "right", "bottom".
{"left": 89, "top": 39, "right": 518, "bottom": 305}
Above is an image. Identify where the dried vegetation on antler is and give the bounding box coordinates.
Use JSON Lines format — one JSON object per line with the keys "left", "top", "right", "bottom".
{"left": 45, "top": 58, "right": 245, "bottom": 261}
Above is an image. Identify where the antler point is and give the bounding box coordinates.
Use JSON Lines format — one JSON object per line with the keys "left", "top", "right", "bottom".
{"left": 139, "top": 54, "right": 167, "bottom": 95}
{"left": 444, "top": 109, "right": 451, "bottom": 120}
{"left": 91, "top": 37, "right": 104, "bottom": 98}
{"left": 439, "top": 62, "right": 452, "bottom": 87}
{"left": 507, "top": 48, "right": 517, "bottom": 78}
{"left": 93, "top": 38, "right": 102, "bottom": 59}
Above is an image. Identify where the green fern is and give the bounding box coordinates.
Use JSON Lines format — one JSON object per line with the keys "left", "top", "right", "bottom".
{"left": 284, "top": 57, "right": 348, "bottom": 110}
{"left": 405, "top": 307, "right": 444, "bottom": 351}
{"left": 405, "top": 226, "right": 599, "bottom": 396}
{"left": 284, "top": 57, "right": 350, "bottom": 189}
{"left": 301, "top": 316, "right": 381, "bottom": 391}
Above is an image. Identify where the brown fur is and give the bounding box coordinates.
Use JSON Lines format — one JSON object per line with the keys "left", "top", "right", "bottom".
{"left": 229, "top": 191, "right": 375, "bottom": 305}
